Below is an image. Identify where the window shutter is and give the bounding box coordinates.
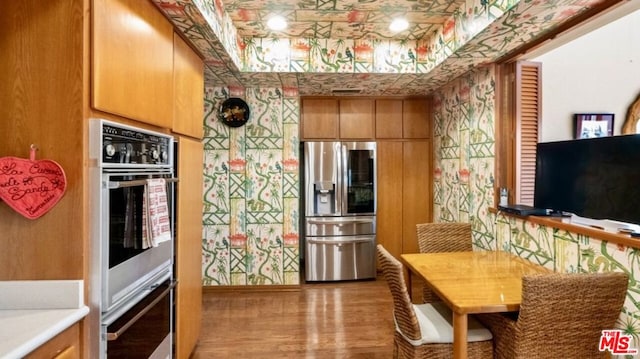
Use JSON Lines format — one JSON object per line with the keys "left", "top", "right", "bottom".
{"left": 515, "top": 62, "right": 541, "bottom": 205}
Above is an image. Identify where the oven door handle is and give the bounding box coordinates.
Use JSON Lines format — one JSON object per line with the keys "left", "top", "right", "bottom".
{"left": 106, "top": 280, "right": 177, "bottom": 341}
{"left": 107, "top": 177, "right": 179, "bottom": 189}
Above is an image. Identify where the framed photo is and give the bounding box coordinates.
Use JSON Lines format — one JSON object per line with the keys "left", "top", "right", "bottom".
{"left": 574, "top": 113, "right": 614, "bottom": 139}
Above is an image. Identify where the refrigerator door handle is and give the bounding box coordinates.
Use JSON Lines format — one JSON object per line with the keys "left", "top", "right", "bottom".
{"left": 341, "top": 143, "right": 348, "bottom": 214}
{"left": 306, "top": 237, "right": 374, "bottom": 245}
{"left": 307, "top": 218, "right": 374, "bottom": 225}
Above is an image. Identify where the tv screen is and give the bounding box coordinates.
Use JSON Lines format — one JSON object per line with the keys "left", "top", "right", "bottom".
{"left": 534, "top": 135, "right": 640, "bottom": 225}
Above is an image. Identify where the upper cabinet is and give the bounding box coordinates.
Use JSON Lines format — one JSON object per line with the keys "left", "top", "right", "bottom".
{"left": 173, "top": 33, "right": 204, "bottom": 139}
{"left": 339, "top": 99, "right": 375, "bottom": 139}
{"left": 92, "top": 0, "right": 174, "bottom": 128}
{"left": 301, "top": 98, "right": 339, "bottom": 139}
{"left": 302, "top": 97, "right": 431, "bottom": 140}
{"left": 402, "top": 98, "right": 431, "bottom": 139}
{"left": 375, "top": 99, "right": 404, "bottom": 138}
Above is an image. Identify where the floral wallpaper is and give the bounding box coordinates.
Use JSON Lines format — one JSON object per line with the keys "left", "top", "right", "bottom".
{"left": 202, "top": 86, "right": 300, "bottom": 285}
{"left": 432, "top": 64, "right": 640, "bottom": 358}
{"left": 432, "top": 65, "right": 496, "bottom": 251}
{"left": 153, "top": 0, "right": 613, "bottom": 96}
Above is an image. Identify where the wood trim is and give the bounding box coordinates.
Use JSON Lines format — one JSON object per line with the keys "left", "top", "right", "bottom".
{"left": 515, "top": 61, "right": 541, "bottom": 206}
{"left": 495, "top": 0, "right": 626, "bottom": 62}
{"left": 490, "top": 208, "right": 640, "bottom": 249}
{"left": 622, "top": 92, "right": 640, "bottom": 134}
{"left": 203, "top": 285, "right": 302, "bottom": 293}
{"left": 495, "top": 62, "right": 517, "bottom": 206}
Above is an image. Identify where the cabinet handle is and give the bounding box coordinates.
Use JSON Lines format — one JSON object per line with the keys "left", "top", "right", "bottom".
{"left": 106, "top": 281, "right": 176, "bottom": 341}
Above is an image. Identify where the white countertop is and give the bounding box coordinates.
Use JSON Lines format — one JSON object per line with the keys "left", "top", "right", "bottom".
{"left": 0, "top": 280, "right": 89, "bottom": 359}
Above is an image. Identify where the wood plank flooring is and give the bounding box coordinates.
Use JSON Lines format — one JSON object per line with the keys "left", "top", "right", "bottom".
{"left": 191, "top": 276, "right": 423, "bottom": 358}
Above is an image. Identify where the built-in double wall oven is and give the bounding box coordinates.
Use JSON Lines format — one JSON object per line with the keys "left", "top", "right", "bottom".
{"left": 90, "top": 119, "right": 177, "bottom": 358}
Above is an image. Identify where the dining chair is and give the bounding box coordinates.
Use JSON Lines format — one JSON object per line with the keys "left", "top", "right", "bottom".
{"left": 416, "top": 222, "right": 472, "bottom": 303}
{"left": 376, "top": 244, "right": 494, "bottom": 359}
{"left": 477, "top": 272, "right": 629, "bottom": 359}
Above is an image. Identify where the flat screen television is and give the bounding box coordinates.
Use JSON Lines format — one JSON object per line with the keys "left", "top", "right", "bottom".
{"left": 534, "top": 134, "right": 640, "bottom": 226}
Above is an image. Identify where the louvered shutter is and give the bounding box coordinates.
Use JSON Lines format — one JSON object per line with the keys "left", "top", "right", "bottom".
{"left": 515, "top": 62, "right": 541, "bottom": 205}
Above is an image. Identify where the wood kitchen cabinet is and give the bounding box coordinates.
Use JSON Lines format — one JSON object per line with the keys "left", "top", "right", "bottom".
{"left": 375, "top": 98, "right": 430, "bottom": 139}
{"left": 25, "top": 323, "right": 80, "bottom": 359}
{"left": 93, "top": 0, "right": 174, "bottom": 128}
{"left": 377, "top": 140, "right": 432, "bottom": 259}
{"left": 173, "top": 33, "right": 204, "bottom": 139}
{"left": 174, "top": 136, "right": 204, "bottom": 359}
{"left": 339, "top": 99, "right": 375, "bottom": 139}
{"left": 402, "top": 98, "right": 431, "bottom": 139}
{"left": 301, "top": 98, "right": 375, "bottom": 140}
{"left": 375, "top": 99, "right": 404, "bottom": 138}
{"left": 301, "top": 98, "right": 339, "bottom": 139}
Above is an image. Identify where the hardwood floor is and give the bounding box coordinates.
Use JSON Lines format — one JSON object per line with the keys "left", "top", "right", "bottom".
{"left": 191, "top": 276, "right": 423, "bottom": 358}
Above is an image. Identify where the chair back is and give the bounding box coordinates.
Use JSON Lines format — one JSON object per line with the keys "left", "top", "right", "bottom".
{"left": 376, "top": 244, "right": 421, "bottom": 342}
{"left": 516, "top": 272, "right": 628, "bottom": 357}
{"left": 416, "top": 222, "right": 472, "bottom": 254}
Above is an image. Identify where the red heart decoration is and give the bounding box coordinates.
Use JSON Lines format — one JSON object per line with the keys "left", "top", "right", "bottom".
{"left": 0, "top": 156, "right": 67, "bottom": 219}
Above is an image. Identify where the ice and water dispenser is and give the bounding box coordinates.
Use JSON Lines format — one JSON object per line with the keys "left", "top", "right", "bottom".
{"left": 313, "top": 181, "right": 336, "bottom": 215}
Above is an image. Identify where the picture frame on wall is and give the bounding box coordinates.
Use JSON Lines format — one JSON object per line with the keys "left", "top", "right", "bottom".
{"left": 574, "top": 113, "right": 614, "bottom": 139}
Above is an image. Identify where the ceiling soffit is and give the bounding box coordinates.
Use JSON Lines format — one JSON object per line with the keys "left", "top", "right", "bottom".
{"left": 153, "top": 0, "right": 619, "bottom": 96}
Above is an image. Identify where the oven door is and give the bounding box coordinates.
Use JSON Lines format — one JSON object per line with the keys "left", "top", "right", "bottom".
{"left": 101, "top": 171, "right": 176, "bottom": 312}
{"left": 103, "top": 280, "right": 175, "bottom": 359}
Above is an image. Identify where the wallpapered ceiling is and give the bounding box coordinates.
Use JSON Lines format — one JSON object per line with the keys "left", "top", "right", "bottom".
{"left": 154, "top": 0, "right": 611, "bottom": 96}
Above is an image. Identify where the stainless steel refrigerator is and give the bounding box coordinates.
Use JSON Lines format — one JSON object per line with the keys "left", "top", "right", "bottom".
{"left": 303, "top": 141, "right": 376, "bottom": 281}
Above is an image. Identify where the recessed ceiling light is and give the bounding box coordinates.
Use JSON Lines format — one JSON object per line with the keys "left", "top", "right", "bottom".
{"left": 389, "top": 18, "right": 409, "bottom": 33}
{"left": 267, "top": 15, "right": 287, "bottom": 31}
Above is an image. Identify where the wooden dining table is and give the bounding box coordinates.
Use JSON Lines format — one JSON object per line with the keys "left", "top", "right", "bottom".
{"left": 400, "top": 250, "right": 551, "bottom": 359}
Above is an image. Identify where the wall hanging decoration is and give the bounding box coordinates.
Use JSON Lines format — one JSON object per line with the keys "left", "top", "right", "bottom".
{"left": 574, "top": 113, "right": 614, "bottom": 139}
{"left": 0, "top": 145, "right": 67, "bottom": 219}
{"left": 218, "top": 97, "right": 250, "bottom": 127}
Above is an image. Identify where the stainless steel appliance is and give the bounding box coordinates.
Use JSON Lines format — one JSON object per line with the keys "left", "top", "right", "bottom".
{"left": 90, "top": 119, "right": 176, "bottom": 358}
{"left": 303, "top": 141, "right": 376, "bottom": 281}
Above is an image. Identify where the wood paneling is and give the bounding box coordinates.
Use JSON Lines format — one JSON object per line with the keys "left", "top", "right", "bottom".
{"left": 301, "top": 98, "right": 339, "bottom": 139}
{"left": 403, "top": 98, "right": 431, "bottom": 139}
{"left": 339, "top": 99, "right": 375, "bottom": 139}
{"left": 376, "top": 142, "right": 404, "bottom": 258}
{"left": 173, "top": 33, "right": 204, "bottom": 139}
{"left": 0, "top": 0, "right": 85, "bottom": 280}
{"left": 402, "top": 141, "right": 431, "bottom": 254}
{"left": 375, "top": 99, "right": 403, "bottom": 138}
{"left": 175, "top": 136, "right": 204, "bottom": 358}
{"left": 92, "top": 0, "right": 174, "bottom": 128}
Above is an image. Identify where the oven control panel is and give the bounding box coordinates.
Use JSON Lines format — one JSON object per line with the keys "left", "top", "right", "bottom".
{"left": 100, "top": 122, "right": 172, "bottom": 166}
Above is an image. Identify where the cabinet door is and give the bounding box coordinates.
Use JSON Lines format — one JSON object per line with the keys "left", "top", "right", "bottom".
{"left": 375, "top": 99, "right": 403, "bottom": 138}
{"left": 301, "top": 98, "right": 339, "bottom": 139}
{"left": 403, "top": 99, "right": 431, "bottom": 139}
{"left": 376, "top": 141, "right": 404, "bottom": 259}
{"left": 175, "top": 136, "right": 204, "bottom": 358}
{"left": 339, "top": 99, "right": 374, "bottom": 139}
{"left": 173, "top": 33, "right": 204, "bottom": 139}
{"left": 93, "top": 0, "right": 174, "bottom": 128}
{"left": 25, "top": 323, "right": 79, "bottom": 359}
{"left": 402, "top": 141, "right": 431, "bottom": 254}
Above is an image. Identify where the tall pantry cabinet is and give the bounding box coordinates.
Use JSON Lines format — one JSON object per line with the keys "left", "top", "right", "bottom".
{"left": 1, "top": 0, "right": 204, "bottom": 357}
{"left": 376, "top": 99, "right": 432, "bottom": 258}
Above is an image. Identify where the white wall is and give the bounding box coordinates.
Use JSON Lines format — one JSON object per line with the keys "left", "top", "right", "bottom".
{"left": 532, "top": 9, "right": 640, "bottom": 142}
